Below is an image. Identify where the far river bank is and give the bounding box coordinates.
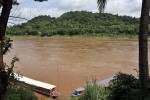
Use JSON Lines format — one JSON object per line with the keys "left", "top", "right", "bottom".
{"left": 6, "top": 34, "right": 139, "bottom": 40}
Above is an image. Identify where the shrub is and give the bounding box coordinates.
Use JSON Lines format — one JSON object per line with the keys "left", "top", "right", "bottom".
{"left": 6, "top": 84, "right": 38, "bottom": 100}
{"left": 108, "top": 72, "right": 140, "bottom": 100}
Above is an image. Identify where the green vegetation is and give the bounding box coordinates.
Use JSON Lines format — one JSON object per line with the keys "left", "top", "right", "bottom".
{"left": 6, "top": 84, "right": 37, "bottom": 100}
{"left": 108, "top": 72, "right": 140, "bottom": 100}
{"left": 79, "top": 79, "right": 110, "bottom": 100}
{"left": 7, "top": 11, "right": 140, "bottom": 37}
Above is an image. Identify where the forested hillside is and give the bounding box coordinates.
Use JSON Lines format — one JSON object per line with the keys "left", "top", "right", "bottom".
{"left": 7, "top": 11, "right": 140, "bottom": 37}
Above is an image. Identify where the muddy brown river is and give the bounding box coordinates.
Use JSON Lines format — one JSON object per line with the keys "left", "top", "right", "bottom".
{"left": 4, "top": 37, "right": 147, "bottom": 99}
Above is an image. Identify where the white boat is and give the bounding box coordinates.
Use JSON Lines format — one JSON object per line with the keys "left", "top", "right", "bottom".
{"left": 12, "top": 73, "right": 59, "bottom": 98}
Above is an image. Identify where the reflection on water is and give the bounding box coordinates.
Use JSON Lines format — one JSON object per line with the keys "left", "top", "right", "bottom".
{"left": 4, "top": 37, "right": 142, "bottom": 97}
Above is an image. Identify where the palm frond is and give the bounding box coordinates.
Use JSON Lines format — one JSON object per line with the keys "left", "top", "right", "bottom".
{"left": 97, "top": 0, "right": 107, "bottom": 13}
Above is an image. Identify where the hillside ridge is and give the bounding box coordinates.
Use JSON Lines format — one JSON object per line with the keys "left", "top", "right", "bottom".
{"left": 7, "top": 11, "right": 139, "bottom": 36}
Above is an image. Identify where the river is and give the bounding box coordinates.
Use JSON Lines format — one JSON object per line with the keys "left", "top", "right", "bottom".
{"left": 4, "top": 37, "right": 143, "bottom": 99}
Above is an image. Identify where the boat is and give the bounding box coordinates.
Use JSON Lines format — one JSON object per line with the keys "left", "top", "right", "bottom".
{"left": 11, "top": 73, "right": 59, "bottom": 99}
{"left": 71, "top": 87, "right": 85, "bottom": 97}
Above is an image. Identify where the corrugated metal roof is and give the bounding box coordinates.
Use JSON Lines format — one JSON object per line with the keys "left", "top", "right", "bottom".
{"left": 75, "top": 76, "right": 114, "bottom": 93}
{"left": 96, "top": 76, "right": 114, "bottom": 86}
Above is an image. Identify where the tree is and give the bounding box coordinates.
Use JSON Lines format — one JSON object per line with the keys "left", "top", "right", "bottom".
{"left": 0, "top": 1, "right": 14, "bottom": 99}
{"left": 97, "top": 0, "right": 150, "bottom": 94}
{"left": 139, "top": 0, "right": 150, "bottom": 93}
{"left": 0, "top": 0, "right": 47, "bottom": 99}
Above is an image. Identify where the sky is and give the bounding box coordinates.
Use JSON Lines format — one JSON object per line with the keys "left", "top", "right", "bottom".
{"left": 9, "top": 0, "right": 142, "bottom": 24}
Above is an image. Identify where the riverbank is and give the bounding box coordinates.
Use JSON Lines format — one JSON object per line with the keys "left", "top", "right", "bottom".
{"left": 6, "top": 34, "right": 139, "bottom": 41}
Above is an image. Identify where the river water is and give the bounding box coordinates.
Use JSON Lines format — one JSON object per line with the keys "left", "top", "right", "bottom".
{"left": 4, "top": 37, "right": 144, "bottom": 98}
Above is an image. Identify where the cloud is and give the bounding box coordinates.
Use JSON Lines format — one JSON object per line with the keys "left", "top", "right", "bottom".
{"left": 57, "top": 0, "right": 142, "bottom": 17}
{"left": 58, "top": 0, "right": 97, "bottom": 11}
{"left": 106, "top": 0, "right": 142, "bottom": 17}
{"left": 17, "top": 0, "right": 23, "bottom": 3}
{"left": 9, "top": 7, "right": 65, "bottom": 25}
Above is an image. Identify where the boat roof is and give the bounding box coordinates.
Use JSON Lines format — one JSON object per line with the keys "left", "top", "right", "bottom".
{"left": 75, "top": 87, "right": 85, "bottom": 92}
{"left": 96, "top": 76, "right": 114, "bottom": 86}
{"left": 13, "top": 73, "right": 55, "bottom": 90}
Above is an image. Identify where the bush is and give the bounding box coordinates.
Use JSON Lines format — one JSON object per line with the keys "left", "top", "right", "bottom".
{"left": 108, "top": 72, "right": 140, "bottom": 100}
{"left": 6, "top": 84, "right": 38, "bottom": 100}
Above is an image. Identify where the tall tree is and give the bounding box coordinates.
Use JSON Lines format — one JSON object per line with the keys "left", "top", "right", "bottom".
{"left": 0, "top": 0, "right": 47, "bottom": 99}
{"left": 97, "top": 0, "right": 150, "bottom": 93}
{"left": 0, "top": 0, "right": 13, "bottom": 99}
{"left": 139, "top": 0, "right": 150, "bottom": 93}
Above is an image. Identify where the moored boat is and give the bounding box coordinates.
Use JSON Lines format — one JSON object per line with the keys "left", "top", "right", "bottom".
{"left": 11, "top": 73, "right": 59, "bottom": 99}
{"left": 71, "top": 87, "right": 85, "bottom": 97}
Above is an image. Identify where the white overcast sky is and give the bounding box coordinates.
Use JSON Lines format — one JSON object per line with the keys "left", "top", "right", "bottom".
{"left": 8, "top": 0, "right": 142, "bottom": 24}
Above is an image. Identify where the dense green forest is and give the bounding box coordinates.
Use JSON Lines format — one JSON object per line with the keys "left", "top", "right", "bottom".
{"left": 7, "top": 11, "right": 140, "bottom": 37}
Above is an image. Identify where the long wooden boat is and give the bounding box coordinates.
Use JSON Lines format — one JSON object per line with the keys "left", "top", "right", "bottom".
{"left": 12, "top": 73, "right": 59, "bottom": 99}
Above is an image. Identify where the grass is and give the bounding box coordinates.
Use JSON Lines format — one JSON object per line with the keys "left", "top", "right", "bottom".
{"left": 75, "top": 79, "right": 111, "bottom": 100}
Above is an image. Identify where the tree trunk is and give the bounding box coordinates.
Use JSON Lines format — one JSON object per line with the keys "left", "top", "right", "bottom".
{"left": 139, "top": 0, "right": 150, "bottom": 94}
{"left": 0, "top": 0, "right": 12, "bottom": 99}
{"left": 0, "top": 0, "right": 12, "bottom": 68}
